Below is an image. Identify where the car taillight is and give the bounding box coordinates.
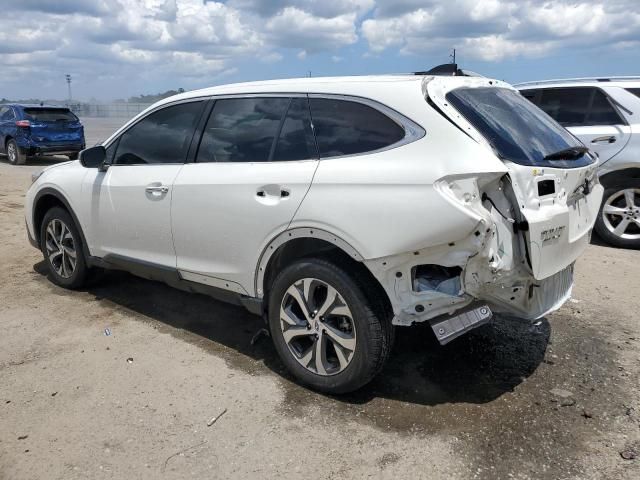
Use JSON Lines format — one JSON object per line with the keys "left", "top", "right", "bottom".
{"left": 15, "top": 120, "right": 30, "bottom": 127}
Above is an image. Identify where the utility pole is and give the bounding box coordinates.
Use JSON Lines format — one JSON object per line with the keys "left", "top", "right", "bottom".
{"left": 65, "top": 74, "right": 72, "bottom": 103}
{"left": 450, "top": 49, "right": 456, "bottom": 64}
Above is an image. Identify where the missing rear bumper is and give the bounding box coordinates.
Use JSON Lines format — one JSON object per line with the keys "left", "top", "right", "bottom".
{"left": 430, "top": 304, "right": 493, "bottom": 345}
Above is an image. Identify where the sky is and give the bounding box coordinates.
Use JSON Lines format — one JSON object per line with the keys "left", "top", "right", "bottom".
{"left": 1, "top": 0, "right": 639, "bottom": 101}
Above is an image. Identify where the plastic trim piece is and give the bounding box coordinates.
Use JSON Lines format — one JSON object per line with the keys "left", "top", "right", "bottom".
{"left": 254, "top": 227, "right": 364, "bottom": 298}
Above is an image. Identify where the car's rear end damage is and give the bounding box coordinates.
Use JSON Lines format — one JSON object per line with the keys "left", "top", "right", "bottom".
{"left": 365, "top": 75, "right": 603, "bottom": 343}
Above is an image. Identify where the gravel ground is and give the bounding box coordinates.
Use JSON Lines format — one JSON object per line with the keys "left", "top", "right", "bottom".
{"left": 1, "top": 118, "right": 639, "bottom": 479}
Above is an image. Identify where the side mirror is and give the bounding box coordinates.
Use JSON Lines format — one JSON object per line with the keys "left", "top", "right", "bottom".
{"left": 79, "top": 146, "right": 106, "bottom": 169}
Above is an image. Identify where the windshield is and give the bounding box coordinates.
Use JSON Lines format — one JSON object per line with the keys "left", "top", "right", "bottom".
{"left": 23, "top": 108, "right": 78, "bottom": 123}
{"left": 445, "top": 87, "right": 595, "bottom": 168}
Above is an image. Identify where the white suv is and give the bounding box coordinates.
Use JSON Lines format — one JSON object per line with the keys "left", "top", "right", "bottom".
{"left": 25, "top": 74, "right": 603, "bottom": 393}
{"left": 517, "top": 77, "right": 640, "bottom": 248}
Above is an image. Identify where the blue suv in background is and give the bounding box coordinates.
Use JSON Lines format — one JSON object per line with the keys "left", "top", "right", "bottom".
{"left": 0, "top": 104, "right": 85, "bottom": 165}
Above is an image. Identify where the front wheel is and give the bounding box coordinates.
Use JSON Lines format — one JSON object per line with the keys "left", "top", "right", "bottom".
{"left": 40, "top": 207, "right": 90, "bottom": 289}
{"left": 268, "top": 258, "right": 393, "bottom": 394}
{"left": 595, "top": 181, "right": 640, "bottom": 249}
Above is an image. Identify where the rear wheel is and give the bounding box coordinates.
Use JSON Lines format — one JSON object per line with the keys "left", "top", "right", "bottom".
{"left": 268, "top": 258, "right": 393, "bottom": 394}
{"left": 6, "top": 139, "right": 26, "bottom": 165}
{"left": 67, "top": 153, "right": 79, "bottom": 160}
{"left": 40, "top": 207, "right": 90, "bottom": 289}
{"left": 595, "top": 181, "right": 640, "bottom": 249}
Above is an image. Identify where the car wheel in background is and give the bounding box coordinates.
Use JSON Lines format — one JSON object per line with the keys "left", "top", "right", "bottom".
{"left": 67, "top": 153, "right": 79, "bottom": 160}
{"left": 6, "top": 139, "right": 26, "bottom": 165}
{"left": 268, "top": 258, "right": 393, "bottom": 394}
{"left": 595, "top": 180, "right": 640, "bottom": 249}
{"left": 39, "top": 207, "right": 90, "bottom": 289}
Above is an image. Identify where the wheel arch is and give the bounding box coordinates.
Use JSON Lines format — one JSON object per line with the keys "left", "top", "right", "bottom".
{"left": 33, "top": 188, "right": 91, "bottom": 262}
{"left": 599, "top": 167, "right": 640, "bottom": 189}
{"left": 256, "top": 228, "right": 392, "bottom": 318}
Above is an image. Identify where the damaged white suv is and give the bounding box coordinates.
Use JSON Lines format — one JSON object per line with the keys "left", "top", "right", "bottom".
{"left": 25, "top": 72, "right": 603, "bottom": 393}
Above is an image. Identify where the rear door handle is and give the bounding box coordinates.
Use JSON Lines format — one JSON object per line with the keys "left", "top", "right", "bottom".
{"left": 256, "top": 186, "right": 290, "bottom": 198}
{"left": 591, "top": 135, "right": 616, "bottom": 144}
{"left": 145, "top": 185, "right": 169, "bottom": 194}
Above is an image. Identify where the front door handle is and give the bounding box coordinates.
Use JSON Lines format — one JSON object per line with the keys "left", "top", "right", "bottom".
{"left": 591, "top": 135, "right": 617, "bottom": 144}
{"left": 145, "top": 185, "right": 169, "bottom": 194}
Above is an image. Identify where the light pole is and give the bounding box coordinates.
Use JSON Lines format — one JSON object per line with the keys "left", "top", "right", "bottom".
{"left": 65, "top": 74, "right": 72, "bottom": 103}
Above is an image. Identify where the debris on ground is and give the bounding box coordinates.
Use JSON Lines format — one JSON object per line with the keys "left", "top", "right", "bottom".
{"left": 250, "top": 328, "right": 270, "bottom": 346}
{"left": 207, "top": 408, "right": 228, "bottom": 427}
{"left": 550, "top": 388, "right": 574, "bottom": 399}
{"left": 162, "top": 439, "right": 208, "bottom": 473}
{"left": 104, "top": 327, "right": 112, "bottom": 336}
{"left": 18, "top": 435, "right": 28, "bottom": 440}
{"left": 51, "top": 392, "right": 57, "bottom": 397}
{"left": 582, "top": 409, "right": 593, "bottom": 419}
{"left": 560, "top": 398, "right": 576, "bottom": 407}
{"left": 126, "top": 357, "right": 133, "bottom": 364}
{"left": 620, "top": 448, "right": 637, "bottom": 460}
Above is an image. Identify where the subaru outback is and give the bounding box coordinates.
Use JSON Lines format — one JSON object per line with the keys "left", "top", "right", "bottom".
{"left": 25, "top": 73, "right": 603, "bottom": 393}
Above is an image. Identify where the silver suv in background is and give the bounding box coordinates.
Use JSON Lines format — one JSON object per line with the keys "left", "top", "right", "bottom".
{"left": 517, "top": 78, "right": 640, "bottom": 248}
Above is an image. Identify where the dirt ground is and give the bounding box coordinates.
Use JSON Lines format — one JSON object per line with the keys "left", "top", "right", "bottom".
{"left": 1, "top": 118, "right": 639, "bottom": 480}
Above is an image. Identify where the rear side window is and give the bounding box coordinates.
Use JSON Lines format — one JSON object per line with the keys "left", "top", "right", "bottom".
{"left": 23, "top": 108, "right": 78, "bottom": 122}
{"left": 114, "top": 101, "right": 203, "bottom": 165}
{"left": 309, "top": 98, "right": 405, "bottom": 158}
{"left": 530, "top": 87, "right": 623, "bottom": 127}
{"left": 197, "top": 97, "right": 290, "bottom": 163}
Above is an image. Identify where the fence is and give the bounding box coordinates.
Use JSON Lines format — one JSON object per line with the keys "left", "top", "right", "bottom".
{"left": 69, "top": 103, "right": 152, "bottom": 118}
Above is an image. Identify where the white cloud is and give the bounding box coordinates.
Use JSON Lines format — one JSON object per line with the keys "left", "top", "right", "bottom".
{"left": 0, "top": 0, "right": 639, "bottom": 100}
{"left": 363, "top": 0, "right": 640, "bottom": 60}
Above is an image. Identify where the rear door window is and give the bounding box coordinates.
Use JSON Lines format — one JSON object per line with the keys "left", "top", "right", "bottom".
{"left": 308, "top": 98, "right": 405, "bottom": 158}
{"left": 533, "top": 87, "right": 623, "bottom": 127}
{"left": 23, "top": 108, "right": 78, "bottom": 122}
{"left": 272, "top": 98, "right": 316, "bottom": 161}
{"left": 446, "top": 87, "right": 594, "bottom": 168}
{"left": 114, "top": 101, "right": 203, "bottom": 165}
{"left": 197, "top": 97, "right": 290, "bottom": 163}
{"left": 536, "top": 88, "right": 591, "bottom": 126}
{"left": 0, "top": 107, "right": 15, "bottom": 120}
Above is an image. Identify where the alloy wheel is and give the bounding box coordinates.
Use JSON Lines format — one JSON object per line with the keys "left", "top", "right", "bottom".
{"left": 279, "top": 278, "right": 357, "bottom": 376}
{"left": 602, "top": 188, "right": 640, "bottom": 240}
{"left": 45, "top": 219, "right": 77, "bottom": 278}
{"left": 7, "top": 142, "right": 17, "bottom": 163}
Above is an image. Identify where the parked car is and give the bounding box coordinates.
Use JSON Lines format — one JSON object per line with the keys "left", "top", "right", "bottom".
{"left": 0, "top": 104, "right": 85, "bottom": 165}
{"left": 25, "top": 73, "right": 602, "bottom": 393}
{"left": 517, "top": 78, "right": 640, "bottom": 248}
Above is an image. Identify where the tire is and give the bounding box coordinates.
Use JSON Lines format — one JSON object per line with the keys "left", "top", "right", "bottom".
{"left": 6, "top": 139, "right": 26, "bottom": 165}
{"left": 594, "top": 180, "right": 640, "bottom": 249}
{"left": 67, "top": 153, "right": 79, "bottom": 160}
{"left": 268, "top": 258, "right": 393, "bottom": 394}
{"left": 39, "top": 207, "right": 90, "bottom": 289}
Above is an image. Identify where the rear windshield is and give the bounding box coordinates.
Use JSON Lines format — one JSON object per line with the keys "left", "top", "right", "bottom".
{"left": 23, "top": 108, "right": 78, "bottom": 122}
{"left": 445, "top": 87, "right": 595, "bottom": 168}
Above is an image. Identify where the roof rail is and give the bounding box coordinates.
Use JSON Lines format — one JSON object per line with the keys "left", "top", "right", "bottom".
{"left": 515, "top": 76, "right": 640, "bottom": 87}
